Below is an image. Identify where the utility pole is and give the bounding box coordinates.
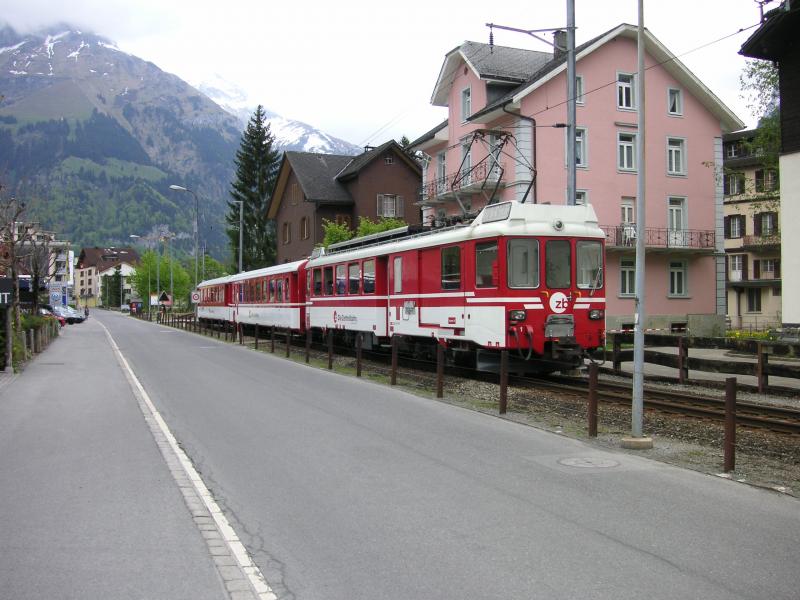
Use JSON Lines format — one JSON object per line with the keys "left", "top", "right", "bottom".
{"left": 565, "top": 0, "right": 577, "bottom": 205}
{"left": 624, "top": 0, "right": 653, "bottom": 449}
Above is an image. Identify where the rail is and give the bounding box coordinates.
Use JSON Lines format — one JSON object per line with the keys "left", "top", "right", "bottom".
{"left": 600, "top": 225, "right": 715, "bottom": 250}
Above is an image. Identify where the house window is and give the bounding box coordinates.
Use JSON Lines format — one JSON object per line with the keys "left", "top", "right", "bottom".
{"left": 755, "top": 169, "right": 778, "bottom": 192}
{"left": 568, "top": 127, "right": 587, "bottom": 168}
{"left": 282, "top": 221, "right": 291, "bottom": 244}
{"left": 384, "top": 155, "right": 394, "bottom": 165}
{"left": 441, "top": 246, "right": 461, "bottom": 290}
{"left": 461, "top": 87, "right": 471, "bottom": 121}
{"left": 724, "top": 173, "right": 745, "bottom": 195}
{"left": 575, "top": 75, "right": 585, "bottom": 104}
{"left": 461, "top": 139, "right": 472, "bottom": 184}
{"left": 300, "top": 217, "right": 309, "bottom": 240}
{"left": 747, "top": 288, "right": 762, "bottom": 312}
{"left": 667, "top": 138, "right": 686, "bottom": 175}
{"left": 758, "top": 212, "right": 778, "bottom": 236}
{"left": 574, "top": 190, "right": 588, "bottom": 206}
{"left": 761, "top": 258, "right": 778, "bottom": 276}
{"left": 726, "top": 142, "right": 740, "bottom": 158}
{"left": 621, "top": 197, "right": 635, "bottom": 224}
{"left": 377, "top": 194, "right": 404, "bottom": 218}
{"left": 617, "top": 73, "right": 635, "bottom": 109}
{"left": 668, "top": 88, "right": 683, "bottom": 115}
{"left": 729, "top": 254, "right": 744, "bottom": 281}
{"left": 668, "top": 260, "right": 688, "bottom": 297}
{"left": 729, "top": 215, "right": 743, "bottom": 238}
{"left": 620, "top": 259, "right": 635, "bottom": 296}
{"left": 290, "top": 183, "right": 300, "bottom": 206}
{"left": 618, "top": 133, "right": 636, "bottom": 171}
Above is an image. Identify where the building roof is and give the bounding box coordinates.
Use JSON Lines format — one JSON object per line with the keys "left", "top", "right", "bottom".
{"left": 416, "top": 24, "right": 744, "bottom": 149}
{"left": 77, "top": 246, "right": 140, "bottom": 271}
{"left": 268, "top": 142, "right": 421, "bottom": 219}
{"left": 431, "top": 41, "right": 552, "bottom": 106}
{"left": 740, "top": 1, "right": 800, "bottom": 61}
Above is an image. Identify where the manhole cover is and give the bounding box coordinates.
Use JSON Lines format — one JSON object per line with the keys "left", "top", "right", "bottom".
{"left": 558, "top": 457, "right": 620, "bottom": 469}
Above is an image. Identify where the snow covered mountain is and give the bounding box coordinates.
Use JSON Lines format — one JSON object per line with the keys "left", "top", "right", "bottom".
{"left": 196, "top": 75, "right": 361, "bottom": 156}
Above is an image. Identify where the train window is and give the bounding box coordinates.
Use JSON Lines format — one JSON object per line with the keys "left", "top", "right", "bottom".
{"left": 306, "top": 271, "right": 312, "bottom": 296}
{"left": 393, "top": 257, "right": 403, "bottom": 294}
{"left": 335, "top": 264, "right": 347, "bottom": 295}
{"left": 363, "top": 260, "right": 375, "bottom": 294}
{"left": 276, "top": 279, "right": 284, "bottom": 302}
{"left": 348, "top": 263, "right": 360, "bottom": 294}
{"left": 577, "top": 241, "right": 603, "bottom": 289}
{"left": 269, "top": 279, "right": 275, "bottom": 302}
{"left": 441, "top": 246, "right": 461, "bottom": 290}
{"left": 546, "top": 240, "right": 571, "bottom": 289}
{"left": 507, "top": 239, "right": 540, "bottom": 288}
{"left": 285, "top": 277, "right": 290, "bottom": 301}
{"left": 475, "top": 241, "right": 498, "bottom": 288}
{"left": 324, "top": 266, "right": 334, "bottom": 295}
{"left": 313, "top": 269, "right": 322, "bottom": 296}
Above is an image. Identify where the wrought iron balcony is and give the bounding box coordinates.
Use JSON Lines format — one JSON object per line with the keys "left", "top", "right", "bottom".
{"left": 419, "top": 162, "right": 504, "bottom": 205}
{"left": 743, "top": 232, "right": 780, "bottom": 249}
{"left": 601, "top": 225, "right": 715, "bottom": 252}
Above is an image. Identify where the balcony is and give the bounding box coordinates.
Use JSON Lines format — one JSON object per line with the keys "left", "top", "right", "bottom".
{"left": 418, "top": 162, "right": 505, "bottom": 205}
{"left": 601, "top": 225, "right": 715, "bottom": 253}
{"left": 743, "top": 232, "right": 780, "bottom": 250}
{"left": 728, "top": 270, "right": 781, "bottom": 287}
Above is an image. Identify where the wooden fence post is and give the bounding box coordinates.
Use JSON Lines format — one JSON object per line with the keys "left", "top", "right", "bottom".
{"left": 271, "top": 326, "right": 275, "bottom": 353}
{"left": 724, "top": 377, "right": 737, "bottom": 472}
{"left": 588, "top": 362, "right": 598, "bottom": 437}
{"left": 305, "top": 328, "right": 311, "bottom": 364}
{"left": 327, "top": 329, "right": 334, "bottom": 370}
{"left": 677, "top": 336, "right": 689, "bottom": 384}
{"left": 612, "top": 335, "right": 622, "bottom": 372}
{"left": 254, "top": 324, "right": 259, "bottom": 350}
{"left": 757, "top": 342, "right": 769, "bottom": 394}
{"left": 499, "top": 350, "right": 508, "bottom": 414}
{"left": 436, "top": 342, "right": 444, "bottom": 399}
{"left": 356, "top": 333, "right": 362, "bottom": 376}
{"left": 390, "top": 335, "right": 398, "bottom": 385}
{"left": 285, "top": 328, "right": 291, "bottom": 357}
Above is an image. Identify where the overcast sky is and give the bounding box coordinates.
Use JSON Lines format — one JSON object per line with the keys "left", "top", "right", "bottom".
{"left": 2, "top": 0, "right": 772, "bottom": 145}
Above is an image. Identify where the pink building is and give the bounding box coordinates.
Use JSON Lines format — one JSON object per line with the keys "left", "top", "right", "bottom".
{"left": 410, "top": 25, "right": 743, "bottom": 335}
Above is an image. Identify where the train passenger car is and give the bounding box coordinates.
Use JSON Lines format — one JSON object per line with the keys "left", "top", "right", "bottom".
{"left": 306, "top": 201, "right": 605, "bottom": 372}
{"left": 197, "top": 274, "right": 234, "bottom": 323}
{"left": 227, "top": 260, "right": 308, "bottom": 331}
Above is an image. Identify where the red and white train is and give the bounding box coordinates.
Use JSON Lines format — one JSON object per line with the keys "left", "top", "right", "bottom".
{"left": 197, "top": 201, "right": 606, "bottom": 373}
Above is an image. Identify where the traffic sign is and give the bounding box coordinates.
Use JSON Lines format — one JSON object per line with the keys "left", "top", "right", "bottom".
{"left": 190, "top": 290, "right": 201, "bottom": 303}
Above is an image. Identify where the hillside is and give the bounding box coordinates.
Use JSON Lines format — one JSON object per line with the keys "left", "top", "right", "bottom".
{"left": 0, "top": 25, "right": 359, "bottom": 259}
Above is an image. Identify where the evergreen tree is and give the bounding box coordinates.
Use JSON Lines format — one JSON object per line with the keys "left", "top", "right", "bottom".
{"left": 226, "top": 105, "right": 280, "bottom": 272}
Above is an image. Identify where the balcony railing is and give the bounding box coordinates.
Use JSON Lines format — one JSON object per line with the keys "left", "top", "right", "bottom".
{"left": 420, "top": 162, "right": 504, "bottom": 204}
{"left": 743, "top": 233, "right": 780, "bottom": 248}
{"left": 729, "top": 271, "right": 780, "bottom": 283}
{"left": 601, "top": 225, "right": 715, "bottom": 251}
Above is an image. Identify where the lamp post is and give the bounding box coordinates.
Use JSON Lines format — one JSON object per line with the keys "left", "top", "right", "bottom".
{"left": 232, "top": 200, "right": 243, "bottom": 273}
{"left": 169, "top": 184, "right": 199, "bottom": 288}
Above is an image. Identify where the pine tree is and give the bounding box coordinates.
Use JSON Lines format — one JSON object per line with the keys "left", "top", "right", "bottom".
{"left": 226, "top": 105, "right": 280, "bottom": 271}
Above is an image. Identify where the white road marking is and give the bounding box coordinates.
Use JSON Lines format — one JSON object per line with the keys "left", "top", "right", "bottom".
{"left": 98, "top": 321, "right": 276, "bottom": 600}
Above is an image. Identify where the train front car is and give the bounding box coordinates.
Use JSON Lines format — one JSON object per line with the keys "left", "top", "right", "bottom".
{"left": 469, "top": 202, "right": 605, "bottom": 374}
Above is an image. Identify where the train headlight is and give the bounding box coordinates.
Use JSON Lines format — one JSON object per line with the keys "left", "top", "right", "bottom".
{"left": 588, "top": 309, "right": 604, "bottom": 320}
{"left": 509, "top": 309, "right": 527, "bottom": 322}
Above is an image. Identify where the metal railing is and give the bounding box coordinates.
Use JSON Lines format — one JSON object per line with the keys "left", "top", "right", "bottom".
{"left": 420, "top": 162, "right": 503, "bottom": 203}
{"left": 743, "top": 233, "right": 780, "bottom": 247}
{"left": 601, "top": 225, "right": 715, "bottom": 250}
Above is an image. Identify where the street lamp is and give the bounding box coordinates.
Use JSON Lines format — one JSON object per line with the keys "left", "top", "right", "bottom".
{"left": 169, "top": 184, "right": 199, "bottom": 288}
{"left": 232, "top": 200, "right": 243, "bottom": 273}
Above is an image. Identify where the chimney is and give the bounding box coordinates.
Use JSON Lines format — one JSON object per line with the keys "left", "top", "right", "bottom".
{"left": 553, "top": 30, "right": 566, "bottom": 60}
{"left": 363, "top": 145, "right": 375, "bottom": 153}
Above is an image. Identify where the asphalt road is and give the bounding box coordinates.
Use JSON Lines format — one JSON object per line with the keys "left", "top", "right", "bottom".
{"left": 5, "top": 311, "right": 799, "bottom": 600}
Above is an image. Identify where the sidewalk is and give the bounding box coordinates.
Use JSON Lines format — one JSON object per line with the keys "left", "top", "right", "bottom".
{"left": 0, "top": 319, "right": 236, "bottom": 599}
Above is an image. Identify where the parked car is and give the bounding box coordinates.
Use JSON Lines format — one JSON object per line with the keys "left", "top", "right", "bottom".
{"left": 52, "top": 305, "right": 83, "bottom": 324}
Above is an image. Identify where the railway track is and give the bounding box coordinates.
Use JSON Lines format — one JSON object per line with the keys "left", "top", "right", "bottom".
{"left": 180, "top": 320, "right": 800, "bottom": 435}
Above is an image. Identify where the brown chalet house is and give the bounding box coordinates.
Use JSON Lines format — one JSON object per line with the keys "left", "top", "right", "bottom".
{"left": 268, "top": 140, "right": 422, "bottom": 263}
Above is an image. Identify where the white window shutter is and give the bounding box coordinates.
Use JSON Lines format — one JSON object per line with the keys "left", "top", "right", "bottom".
{"left": 377, "top": 194, "right": 384, "bottom": 217}
{"left": 396, "top": 196, "right": 404, "bottom": 217}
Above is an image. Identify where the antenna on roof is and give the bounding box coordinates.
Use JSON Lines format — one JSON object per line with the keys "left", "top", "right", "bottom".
{"left": 488, "top": 23, "right": 494, "bottom": 53}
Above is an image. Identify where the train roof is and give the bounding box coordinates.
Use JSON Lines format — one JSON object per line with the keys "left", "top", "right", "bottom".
{"left": 226, "top": 259, "right": 308, "bottom": 283}
{"left": 309, "top": 201, "right": 603, "bottom": 266}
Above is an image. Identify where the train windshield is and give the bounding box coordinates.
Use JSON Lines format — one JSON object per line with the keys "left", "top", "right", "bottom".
{"left": 577, "top": 241, "right": 604, "bottom": 289}
{"left": 507, "top": 239, "right": 539, "bottom": 288}
{"left": 475, "top": 241, "right": 498, "bottom": 288}
{"left": 546, "top": 240, "right": 571, "bottom": 289}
